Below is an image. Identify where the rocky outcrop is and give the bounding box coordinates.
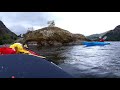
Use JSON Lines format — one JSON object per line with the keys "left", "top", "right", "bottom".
{"left": 0, "top": 20, "right": 17, "bottom": 45}
{"left": 23, "top": 27, "right": 88, "bottom": 46}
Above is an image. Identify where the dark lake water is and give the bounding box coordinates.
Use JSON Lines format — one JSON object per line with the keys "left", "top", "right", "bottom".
{"left": 29, "top": 42, "right": 120, "bottom": 78}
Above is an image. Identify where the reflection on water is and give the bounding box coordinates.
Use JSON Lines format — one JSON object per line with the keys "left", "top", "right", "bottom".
{"left": 29, "top": 42, "right": 120, "bottom": 78}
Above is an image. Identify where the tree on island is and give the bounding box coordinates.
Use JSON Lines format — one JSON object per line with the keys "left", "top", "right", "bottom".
{"left": 47, "top": 20, "right": 55, "bottom": 27}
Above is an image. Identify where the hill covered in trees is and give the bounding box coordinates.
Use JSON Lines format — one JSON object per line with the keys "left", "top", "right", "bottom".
{"left": 87, "top": 25, "right": 120, "bottom": 41}
{"left": 103, "top": 25, "right": 120, "bottom": 41}
{"left": 0, "top": 20, "right": 17, "bottom": 45}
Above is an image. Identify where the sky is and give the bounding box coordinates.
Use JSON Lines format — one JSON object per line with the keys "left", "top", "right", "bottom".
{"left": 0, "top": 12, "right": 120, "bottom": 36}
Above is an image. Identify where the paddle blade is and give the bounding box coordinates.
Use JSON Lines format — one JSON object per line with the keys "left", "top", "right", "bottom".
{"left": 99, "top": 36, "right": 102, "bottom": 39}
{"left": 103, "top": 36, "right": 107, "bottom": 40}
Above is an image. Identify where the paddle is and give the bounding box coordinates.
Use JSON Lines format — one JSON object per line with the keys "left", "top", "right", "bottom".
{"left": 21, "top": 50, "right": 46, "bottom": 59}
{"left": 99, "top": 36, "right": 107, "bottom": 40}
{"left": 103, "top": 36, "right": 107, "bottom": 40}
{"left": 99, "top": 36, "right": 102, "bottom": 39}
{"left": 28, "top": 53, "right": 46, "bottom": 59}
{"left": 24, "top": 49, "right": 46, "bottom": 59}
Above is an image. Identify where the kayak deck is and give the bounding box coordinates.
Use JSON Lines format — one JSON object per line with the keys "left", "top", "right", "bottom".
{"left": 0, "top": 54, "right": 73, "bottom": 78}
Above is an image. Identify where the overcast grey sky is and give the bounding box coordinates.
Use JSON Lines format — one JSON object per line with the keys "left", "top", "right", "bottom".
{"left": 0, "top": 12, "right": 120, "bottom": 36}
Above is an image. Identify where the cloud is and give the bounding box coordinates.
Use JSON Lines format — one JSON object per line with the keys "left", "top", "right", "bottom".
{"left": 49, "top": 12, "right": 120, "bottom": 36}
{"left": 1, "top": 12, "right": 120, "bottom": 36}
{"left": 0, "top": 12, "right": 55, "bottom": 35}
{"left": 9, "top": 25, "right": 27, "bottom": 35}
{"left": 1, "top": 12, "right": 52, "bottom": 25}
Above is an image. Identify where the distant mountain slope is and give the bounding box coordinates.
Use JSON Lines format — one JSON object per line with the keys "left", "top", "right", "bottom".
{"left": 0, "top": 20, "right": 17, "bottom": 44}
{"left": 87, "top": 24, "right": 120, "bottom": 41}
{"left": 103, "top": 25, "right": 120, "bottom": 41}
{"left": 86, "top": 32, "right": 108, "bottom": 41}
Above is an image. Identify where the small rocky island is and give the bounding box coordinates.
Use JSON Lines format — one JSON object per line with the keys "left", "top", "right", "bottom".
{"left": 22, "top": 26, "right": 88, "bottom": 47}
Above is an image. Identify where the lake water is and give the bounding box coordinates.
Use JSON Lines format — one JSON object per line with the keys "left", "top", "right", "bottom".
{"left": 29, "top": 42, "right": 120, "bottom": 78}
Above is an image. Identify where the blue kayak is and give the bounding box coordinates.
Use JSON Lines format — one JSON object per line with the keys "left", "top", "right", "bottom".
{"left": 82, "top": 41, "right": 110, "bottom": 46}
